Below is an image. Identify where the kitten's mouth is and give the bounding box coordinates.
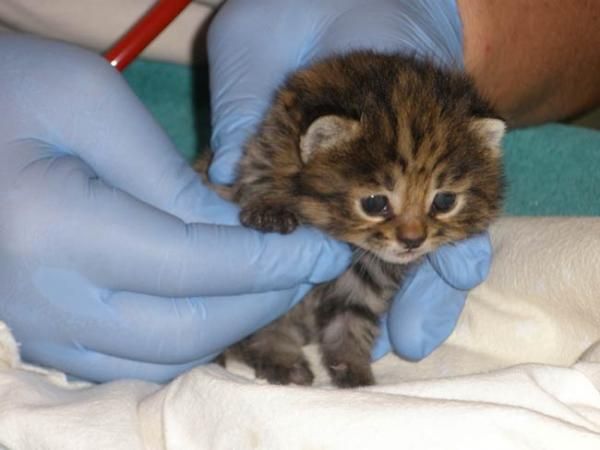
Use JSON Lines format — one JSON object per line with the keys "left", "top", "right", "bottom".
{"left": 375, "top": 249, "right": 424, "bottom": 265}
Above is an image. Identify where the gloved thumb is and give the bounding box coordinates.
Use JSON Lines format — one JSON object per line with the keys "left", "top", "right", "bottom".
{"left": 372, "top": 260, "right": 467, "bottom": 361}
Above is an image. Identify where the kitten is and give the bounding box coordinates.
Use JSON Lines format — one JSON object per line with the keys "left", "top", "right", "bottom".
{"left": 200, "top": 50, "right": 505, "bottom": 388}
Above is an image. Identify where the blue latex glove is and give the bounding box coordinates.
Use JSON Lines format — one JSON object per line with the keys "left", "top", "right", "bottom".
{"left": 0, "top": 34, "right": 351, "bottom": 383}
{"left": 208, "top": 0, "right": 492, "bottom": 360}
{"left": 371, "top": 233, "right": 492, "bottom": 360}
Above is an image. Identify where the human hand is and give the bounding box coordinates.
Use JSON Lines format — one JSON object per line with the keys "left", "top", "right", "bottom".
{"left": 372, "top": 233, "right": 492, "bottom": 360}
{"left": 0, "top": 35, "right": 350, "bottom": 383}
{"left": 207, "top": 0, "right": 489, "bottom": 360}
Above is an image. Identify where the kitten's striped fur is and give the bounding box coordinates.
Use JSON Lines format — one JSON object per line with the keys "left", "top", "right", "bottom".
{"left": 200, "top": 51, "right": 505, "bottom": 387}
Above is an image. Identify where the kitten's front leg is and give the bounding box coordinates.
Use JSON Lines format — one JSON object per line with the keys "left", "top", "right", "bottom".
{"left": 317, "top": 302, "right": 378, "bottom": 388}
{"left": 232, "top": 318, "right": 314, "bottom": 386}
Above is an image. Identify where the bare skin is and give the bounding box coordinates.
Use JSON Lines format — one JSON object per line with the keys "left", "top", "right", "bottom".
{"left": 458, "top": 0, "right": 600, "bottom": 127}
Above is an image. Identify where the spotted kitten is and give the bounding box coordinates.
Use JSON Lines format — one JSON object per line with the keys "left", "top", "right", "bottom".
{"left": 200, "top": 50, "right": 505, "bottom": 388}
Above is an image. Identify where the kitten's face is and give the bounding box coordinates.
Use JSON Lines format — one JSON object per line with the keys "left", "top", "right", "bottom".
{"left": 295, "top": 112, "right": 504, "bottom": 264}
{"left": 235, "top": 52, "right": 505, "bottom": 264}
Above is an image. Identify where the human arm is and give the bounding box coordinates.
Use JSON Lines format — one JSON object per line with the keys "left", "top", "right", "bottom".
{"left": 458, "top": 0, "right": 600, "bottom": 127}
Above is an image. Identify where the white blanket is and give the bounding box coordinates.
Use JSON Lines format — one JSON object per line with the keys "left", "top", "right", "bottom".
{"left": 2, "top": 217, "right": 600, "bottom": 449}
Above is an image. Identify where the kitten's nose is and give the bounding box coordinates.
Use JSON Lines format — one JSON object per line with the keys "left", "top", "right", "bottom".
{"left": 398, "top": 235, "right": 426, "bottom": 249}
{"left": 396, "top": 220, "right": 426, "bottom": 249}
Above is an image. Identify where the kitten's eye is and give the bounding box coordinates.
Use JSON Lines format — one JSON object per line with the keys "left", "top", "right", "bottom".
{"left": 361, "top": 195, "right": 390, "bottom": 216}
{"left": 431, "top": 192, "right": 457, "bottom": 214}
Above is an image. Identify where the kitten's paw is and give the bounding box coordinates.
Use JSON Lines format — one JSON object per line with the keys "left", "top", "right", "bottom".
{"left": 240, "top": 205, "right": 299, "bottom": 234}
{"left": 255, "top": 360, "right": 314, "bottom": 386}
{"left": 328, "top": 361, "right": 375, "bottom": 388}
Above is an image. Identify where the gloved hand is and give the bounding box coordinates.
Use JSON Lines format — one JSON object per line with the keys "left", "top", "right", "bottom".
{"left": 372, "top": 233, "right": 491, "bottom": 360}
{"left": 208, "top": 0, "right": 492, "bottom": 360}
{"left": 0, "top": 34, "right": 351, "bottom": 383}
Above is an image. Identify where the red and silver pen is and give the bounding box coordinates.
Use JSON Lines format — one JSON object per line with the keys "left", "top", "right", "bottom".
{"left": 104, "top": 0, "right": 192, "bottom": 71}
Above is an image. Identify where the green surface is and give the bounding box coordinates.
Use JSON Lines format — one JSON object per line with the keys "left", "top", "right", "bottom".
{"left": 503, "top": 125, "right": 600, "bottom": 215}
{"left": 124, "top": 60, "right": 210, "bottom": 161}
{"left": 124, "top": 60, "right": 600, "bottom": 216}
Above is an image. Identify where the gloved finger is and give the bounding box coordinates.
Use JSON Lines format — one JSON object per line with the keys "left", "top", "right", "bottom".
{"left": 427, "top": 233, "right": 492, "bottom": 290}
{"left": 386, "top": 260, "right": 466, "bottom": 361}
{"left": 0, "top": 33, "right": 234, "bottom": 225}
{"left": 313, "top": 0, "right": 464, "bottom": 68}
{"left": 373, "top": 233, "right": 491, "bottom": 360}
{"left": 206, "top": 0, "right": 316, "bottom": 183}
{"left": 23, "top": 343, "right": 205, "bottom": 384}
{"left": 371, "top": 314, "right": 392, "bottom": 360}
{"left": 24, "top": 268, "right": 312, "bottom": 365}
{"left": 7, "top": 152, "right": 350, "bottom": 297}
{"left": 93, "top": 285, "right": 314, "bottom": 362}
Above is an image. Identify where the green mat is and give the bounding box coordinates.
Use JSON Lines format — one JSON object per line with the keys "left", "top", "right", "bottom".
{"left": 124, "top": 60, "right": 600, "bottom": 216}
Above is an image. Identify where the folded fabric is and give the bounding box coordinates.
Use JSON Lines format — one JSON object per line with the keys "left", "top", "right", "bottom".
{"left": 1, "top": 217, "right": 600, "bottom": 449}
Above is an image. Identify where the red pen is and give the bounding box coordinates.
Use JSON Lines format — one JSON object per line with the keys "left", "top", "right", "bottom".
{"left": 104, "top": 0, "right": 192, "bottom": 71}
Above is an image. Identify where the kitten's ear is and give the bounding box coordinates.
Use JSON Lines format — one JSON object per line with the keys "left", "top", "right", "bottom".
{"left": 300, "top": 115, "right": 360, "bottom": 163}
{"left": 471, "top": 118, "right": 506, "bottom": 156}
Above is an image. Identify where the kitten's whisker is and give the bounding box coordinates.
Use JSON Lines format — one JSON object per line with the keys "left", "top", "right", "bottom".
{"left": 350, "top": 247, "right": 372, "bottom": 280}
{"left": 351, "top": 246, "right": 368, "bottom": 261}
